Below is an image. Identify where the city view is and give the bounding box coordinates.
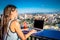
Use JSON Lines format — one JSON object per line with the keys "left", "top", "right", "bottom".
{"left": 0, "top": 0, "right": 60, "bottom": 40}
{"left": 1, "top": 13, "right": 60, "bottom": 29}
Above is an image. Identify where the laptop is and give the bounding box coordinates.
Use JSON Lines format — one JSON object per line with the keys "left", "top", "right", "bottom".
{"left": 22, "top": 20, "right": 44, "bottom": 33}
{"left": 33, "top": 20, "right": 44, "bottom": 31}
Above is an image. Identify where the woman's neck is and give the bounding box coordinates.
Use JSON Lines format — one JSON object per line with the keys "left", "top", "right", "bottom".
{"left": 10, "top": 16, "right": 15, "bottom": 20}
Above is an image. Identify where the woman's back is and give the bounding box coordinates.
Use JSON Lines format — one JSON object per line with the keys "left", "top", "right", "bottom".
{"left": 4, "top": 19, "right": 21, "bottom": 40}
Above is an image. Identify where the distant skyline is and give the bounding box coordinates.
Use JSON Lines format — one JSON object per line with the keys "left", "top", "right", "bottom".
{"left": 0, "top": 0, "right": 60, "bottom": 14}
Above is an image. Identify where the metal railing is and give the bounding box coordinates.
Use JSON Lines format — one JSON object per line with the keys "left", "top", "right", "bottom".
{"left": 27, "top": 36, "right": 57, "bottom": 40}
{"left": 23, "top": 30, "right": 58, "bottom": 40}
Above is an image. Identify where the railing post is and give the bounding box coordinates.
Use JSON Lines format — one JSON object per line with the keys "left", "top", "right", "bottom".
{"left": 27, "top": 37, "right": 31, "bottom": 40}
{"left": 34, "top": 37, "right": 37, "bottom": 40}
{"left": 30, "top": 36, "right": 33, "bottom": 40}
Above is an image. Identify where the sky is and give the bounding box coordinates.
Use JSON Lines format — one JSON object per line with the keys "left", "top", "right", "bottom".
{"left": 0, "top": 0, "right": 60, "bottom": 14}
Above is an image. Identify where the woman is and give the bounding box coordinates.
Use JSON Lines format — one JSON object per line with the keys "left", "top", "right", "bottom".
{"left": 3, "top": 5, "right": 36, "bottom": 40}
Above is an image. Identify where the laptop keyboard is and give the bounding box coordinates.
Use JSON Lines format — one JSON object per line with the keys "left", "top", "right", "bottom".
{"left": 34, "top": 28, "right": 42, "bottom": 31}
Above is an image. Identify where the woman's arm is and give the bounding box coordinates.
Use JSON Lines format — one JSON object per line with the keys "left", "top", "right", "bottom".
{"left": 24, "top": 29, "right": 36, "bottom": 39}
{"left": 11, "top": 21, "right": 36, "bottom": 40}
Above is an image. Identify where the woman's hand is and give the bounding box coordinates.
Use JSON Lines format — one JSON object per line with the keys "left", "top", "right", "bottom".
{"left": 30, "top": 29, "right": 37, "bottom": 34}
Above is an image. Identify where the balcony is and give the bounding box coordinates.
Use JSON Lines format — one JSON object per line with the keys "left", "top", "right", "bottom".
{"left": 23, "top": 29, "right": 60, "bottom": 40}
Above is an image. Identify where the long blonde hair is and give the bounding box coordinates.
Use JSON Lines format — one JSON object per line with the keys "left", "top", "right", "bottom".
{"left": 3, "top": 5, "right": 17, "bottom": 34}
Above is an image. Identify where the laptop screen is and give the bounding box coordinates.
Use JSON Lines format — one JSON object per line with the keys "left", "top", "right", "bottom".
{"left": 34, "top": 20, "right": 44, "bottom": 29}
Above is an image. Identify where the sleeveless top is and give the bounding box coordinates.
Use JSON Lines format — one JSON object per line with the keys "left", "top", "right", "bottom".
{"left": 4, "top": 19, "right": 21, "bottom": 40}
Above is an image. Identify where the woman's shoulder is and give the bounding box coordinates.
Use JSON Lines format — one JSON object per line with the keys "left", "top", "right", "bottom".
{"left": 9, "top": 19, "right": 20, "bottom": 28}
{"left": 11, "top": 19, "right": 20, "bottom": 25}
{"left": 10, "top": 19, "right": 20, "bottom": 26}
{"left": 10, "top": 19, "right": 20, "bottom": 30}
